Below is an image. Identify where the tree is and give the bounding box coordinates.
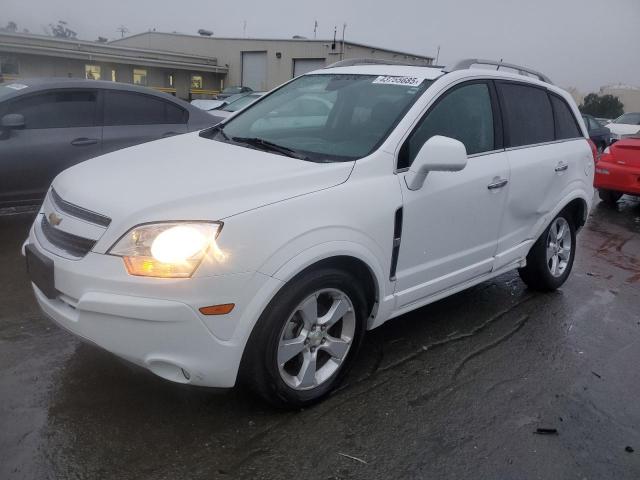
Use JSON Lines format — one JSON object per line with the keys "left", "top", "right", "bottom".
{"left": 2, "top": 21, "right": 18, "bottom": 32}
{"left": 49, "top": 20, "right": 77, "bottom": 39}
{"left": 579, "top": 93, "right": 624, "bottom": 119}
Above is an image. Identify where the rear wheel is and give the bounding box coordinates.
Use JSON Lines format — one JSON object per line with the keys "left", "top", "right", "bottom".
{"left": 518, "top": 213, "right": 576, "bottom": 291}
{"left": 598, "top": 189, "right": 623, "bottom": 206}
{"left": 240, "top": 268, "right": 367, "bottom": 408}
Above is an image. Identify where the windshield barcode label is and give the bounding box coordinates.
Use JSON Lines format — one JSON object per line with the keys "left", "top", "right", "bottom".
{"left": 372, "top": 76, "right": 423, "bottom": 87}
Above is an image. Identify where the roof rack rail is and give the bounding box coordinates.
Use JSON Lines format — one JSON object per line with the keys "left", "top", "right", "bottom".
{"left": 446, "top": 58, "right": 553, "bottom": 84}
{"left": 325, "top": 58, "right": 430, "bottom": 69}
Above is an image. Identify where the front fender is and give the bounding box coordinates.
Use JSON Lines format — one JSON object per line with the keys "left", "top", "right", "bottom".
{"left": 265, "top": 239, "right": 395, "bottom": 329}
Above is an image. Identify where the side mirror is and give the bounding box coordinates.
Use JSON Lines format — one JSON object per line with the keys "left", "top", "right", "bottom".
{"left": 405, "top": 135, "right": 468, "bottom": 191}
{"left": 1, "top": 113, "right": 25, "bottom": 129}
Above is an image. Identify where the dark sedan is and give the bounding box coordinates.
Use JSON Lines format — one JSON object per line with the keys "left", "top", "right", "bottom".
{"left": 582, "top": 114, "right": 611, "bottom": 153}
{"left": 0, "top": 79, "right": 217, "bottom": 207}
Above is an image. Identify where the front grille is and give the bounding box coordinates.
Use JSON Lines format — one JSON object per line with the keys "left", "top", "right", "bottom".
{"left": 40, "top": 216, "right": 96, "bottom": 257}
{"left": 51, "top": 189, "right": 111, "bottom": 227}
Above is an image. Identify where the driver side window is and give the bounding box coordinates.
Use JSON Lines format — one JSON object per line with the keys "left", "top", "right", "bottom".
{"left": 398, "top": 82, "right": 495, "bottom": 169}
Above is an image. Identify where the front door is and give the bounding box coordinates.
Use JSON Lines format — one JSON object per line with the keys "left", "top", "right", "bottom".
{"left": 0, "top": 89, "right": 102, "bottom": 205}
{"left": 394, "top": 80, "right": 509, "bottom": 307}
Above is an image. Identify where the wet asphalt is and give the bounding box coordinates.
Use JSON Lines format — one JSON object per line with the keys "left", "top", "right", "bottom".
{"left": 1, "top": 197, "right": 639, "bottom": 480}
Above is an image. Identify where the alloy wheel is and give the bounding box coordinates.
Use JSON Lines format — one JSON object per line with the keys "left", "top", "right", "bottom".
{"left": 546, "top": 217, "right": 572, "bottom": 277}
{"left": 277, "top": 289, "right": 356, "bottom": 390}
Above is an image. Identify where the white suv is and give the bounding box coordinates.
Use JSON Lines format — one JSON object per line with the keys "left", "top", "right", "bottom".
{"left": 24, "top": 59, "right": 595, "bottom": 407}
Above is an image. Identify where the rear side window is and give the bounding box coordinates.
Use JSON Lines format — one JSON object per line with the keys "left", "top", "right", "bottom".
{"left": 399, "top": 82, "right": 495, "bottom": 168}
{"left": 104, "top": 91, "right": 188, "bottom": 126}
{"left": 551, "top": 95, "right": 581, "bottom": 139}
{"left": 8, "top": 90, "right": 98, "bottom": 129}
{"left": 498, "top": 83, "right": 554, "bottom": 147}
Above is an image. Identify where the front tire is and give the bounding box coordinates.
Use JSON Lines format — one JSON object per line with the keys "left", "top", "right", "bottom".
{"left": 240, "top": 267, "right": 367, "bottom": 408}
{"left": 598, "top": 189, "right": 623, "bottom": 206}
{"left": 518, "top": 212, "right": 576, "bottom": 291}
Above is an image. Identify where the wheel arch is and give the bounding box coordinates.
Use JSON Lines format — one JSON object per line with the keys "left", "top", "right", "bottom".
{"left": 269, "top": 242, "right": 390, "bottom": 329}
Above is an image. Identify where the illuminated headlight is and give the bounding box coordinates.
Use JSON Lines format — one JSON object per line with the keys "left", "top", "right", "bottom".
{"left": 108, "top": 222, "right": 223, "bottom": 278}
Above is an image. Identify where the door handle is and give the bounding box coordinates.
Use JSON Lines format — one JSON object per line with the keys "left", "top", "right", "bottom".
{"left": 487, "top": 178, "right": 508, "bottom": 190}
{"left": 555, "top": 163, "right": 569, "bottom": 172}
{"left": 71, "top": 138, "right": 98, "bottom": 146}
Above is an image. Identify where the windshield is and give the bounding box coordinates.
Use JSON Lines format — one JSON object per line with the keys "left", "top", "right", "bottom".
{"left": 613, "top": 112, "right": 640, "bottom": 125}
{"left": 206, "top": 74, "right": 432, "bottom": 162}
{"left": 222, "top": 94, "right": 262, "bottom": 112}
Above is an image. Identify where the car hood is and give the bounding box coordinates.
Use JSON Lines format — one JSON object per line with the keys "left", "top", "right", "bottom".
{"left": 607, "top": 123, "right": 640, "bottom": 136}
{"left": 52, "top": 131, "right": 354, "bottom": 238}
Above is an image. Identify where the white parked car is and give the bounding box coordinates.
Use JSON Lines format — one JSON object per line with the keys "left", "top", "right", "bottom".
{"left": 606, "top": 112, "right": 640, "bottom": 141}
{"left": 24, "top": 59, "right": 595, "bottom": 407}
{"left": 213, "top": 92, "right": 265, "bottom": 119}
{"left": 189, "top": 99, "right": 226, "bottom": 112}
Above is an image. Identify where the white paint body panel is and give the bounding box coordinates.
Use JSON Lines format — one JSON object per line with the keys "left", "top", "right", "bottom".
{"left": 27, "top": 65, "right": 593, "bottom": 387}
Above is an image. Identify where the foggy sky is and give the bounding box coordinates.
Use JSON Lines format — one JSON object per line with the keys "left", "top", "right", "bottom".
{"left": 3, "top": 0, "right": 639, "bottom": 92}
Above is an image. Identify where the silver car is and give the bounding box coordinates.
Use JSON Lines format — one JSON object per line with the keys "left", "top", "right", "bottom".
{"left": 0, "top": 78, "right": 216, "bottom": 207}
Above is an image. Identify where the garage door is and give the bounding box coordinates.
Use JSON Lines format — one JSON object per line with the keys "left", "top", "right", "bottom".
{"left": 242, "top": 51, "right": 267, "bottom": 91}
{"left": 293, "top": 58, "right": 326, "bottom": 78}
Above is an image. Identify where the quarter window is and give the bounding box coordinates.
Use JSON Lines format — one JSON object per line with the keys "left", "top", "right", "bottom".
{"left": 498, "top": 83, "right": 554, "bottom": 147}
{"left": 550, "top": 95, "right": 581, "bottom": 140}
{"left": 8, "top": 90, "right": 98, "bottom": 129}
{"left": 103, "top": 91, "right": 187, "bottom": 126}
{"left": 399, "top": 82, "right": 495, "bottom": 169}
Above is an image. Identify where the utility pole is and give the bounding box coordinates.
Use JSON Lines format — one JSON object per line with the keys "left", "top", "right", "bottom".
{"left": 314, "top": 20, "right": 318, "bottom": 39}
{"left": 243, "top": 20, "right": 247, "bottom": 38}
{"left": 435, "top": 45, "right": 440, "bottom": 65}
{"left": 341, "top": 23, "right": 347, "bottom": 61}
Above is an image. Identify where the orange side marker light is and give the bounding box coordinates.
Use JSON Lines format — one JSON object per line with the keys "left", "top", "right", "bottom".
{"left": 199, "top": 303, "right": 235, "bottom": 315}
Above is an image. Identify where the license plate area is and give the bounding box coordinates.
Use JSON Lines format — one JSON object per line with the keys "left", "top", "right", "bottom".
{"left": 26, "top": 244, "right": 57, "bottom": 299}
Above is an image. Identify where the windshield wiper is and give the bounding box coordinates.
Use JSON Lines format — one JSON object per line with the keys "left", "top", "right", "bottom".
{"left": 231, "top": 136, "right": 308, "bottom": 160}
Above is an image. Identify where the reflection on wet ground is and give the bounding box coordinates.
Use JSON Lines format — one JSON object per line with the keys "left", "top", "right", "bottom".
{"left": 1, "top": 196, "right": 639, "bottom": 479}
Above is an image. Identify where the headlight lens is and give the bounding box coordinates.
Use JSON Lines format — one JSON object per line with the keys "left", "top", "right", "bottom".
{"left": 109, "top": 222, "right": 223, "bottom": 278}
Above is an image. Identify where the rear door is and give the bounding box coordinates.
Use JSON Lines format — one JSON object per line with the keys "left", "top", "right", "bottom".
{"left": 0, "top": 89, "right": 101, "bottom": 205}
{"left": 494, "top": 82, "right": 585, "bottom": 270}
{"left": 101, "top": 90, "right": 188, "bottom": 155}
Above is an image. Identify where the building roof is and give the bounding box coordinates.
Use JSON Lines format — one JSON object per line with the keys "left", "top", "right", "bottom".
{"left": 111, "top": 31, "right": 435, "bottom": 62}
{"left": 0, "top": 31, "right": 228, "bottom": 73}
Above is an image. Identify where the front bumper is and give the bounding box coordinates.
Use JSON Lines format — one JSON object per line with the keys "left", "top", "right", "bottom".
{"left": 26, "top": 220, "right": 282, "bottom": 388}
{"left": 595, "top": 161, "right": 640, "bottom": 196}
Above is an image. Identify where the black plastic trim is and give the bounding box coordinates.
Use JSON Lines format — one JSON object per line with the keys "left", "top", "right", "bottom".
{"left": 390, "top": 207, "right": 403, "bottom": 281}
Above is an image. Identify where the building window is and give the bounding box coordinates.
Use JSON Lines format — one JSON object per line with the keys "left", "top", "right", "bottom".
{"left": 191, "top": 75, "right": 203, "bottom": 89}
{"left": 111, "top": 69, "right": 117, "bottom": 82}
{"left": 85, "top": 64, "right": 101, "bottom": 80}
{"left": 133, "top": 68, "right": 147, "bottom": 86}
{"left": 0, "top": 56, "right": 19, "bottom": 75}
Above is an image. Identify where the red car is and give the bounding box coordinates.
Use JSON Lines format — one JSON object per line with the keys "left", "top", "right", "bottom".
{"left": 594, "top": 135, "right": 640, "bottom": 205}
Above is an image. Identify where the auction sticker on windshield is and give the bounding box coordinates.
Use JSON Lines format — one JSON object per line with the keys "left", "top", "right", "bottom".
{"left": 372, "top": 76, "right": 423, "bottom": 87}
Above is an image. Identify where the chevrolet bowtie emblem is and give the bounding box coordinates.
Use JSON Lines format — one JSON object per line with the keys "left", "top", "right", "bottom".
{"left": 48, "top": 212, "right": 63, "bottom": 226}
